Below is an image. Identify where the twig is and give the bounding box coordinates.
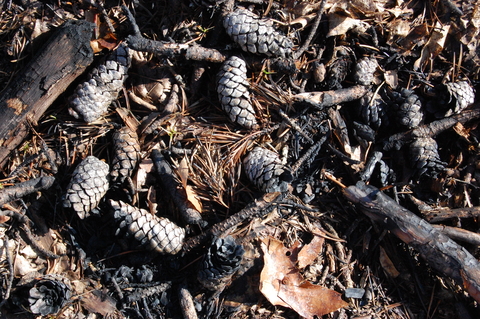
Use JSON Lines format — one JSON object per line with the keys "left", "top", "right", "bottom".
{"left": 293, "top": 85, "right": 370, "bottom": 111}
{"left": 423, "top": 206, "right": 480, "bottom": 223}
{"left": 343, "top": 182, "right": 480, "bottom": 303}
{"left": 291, "top": 134, "right": 328, "bottom": 174}
{"left": 277, "top": 109, "right": 314, "bottom": 144}
{"left": 433, "top": 225, "right": 480, "bottom": 246}
{"left": 383, "top": 108, "right": 480, "bottom": 151}
{"left": 181, "top": 192, "right": 283, "bottom": 254}
{"left": 294, "top": 0, "right": 327, "bottom": 59}
{"left": 0, "top": 176, "right": 55, "bottom": 206}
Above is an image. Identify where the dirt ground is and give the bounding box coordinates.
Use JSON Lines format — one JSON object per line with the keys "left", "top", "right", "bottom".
{"left": 0, "top": 0, "right": 480, "bottom": 318}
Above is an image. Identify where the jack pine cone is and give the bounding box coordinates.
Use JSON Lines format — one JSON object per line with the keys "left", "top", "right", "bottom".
{"left": 354, "top": 57, "right": 378, "bottom": 86}
{"left": 358, "top": 89, "right": 389, "bottom": 130}
{"left": 198, "top": 236, "right": 244, "bottom": 291}
{"left": 392, "top": 88, "right": 423, "bottom": 129}
{"left": 28, "top": 275, "right": 72, "bottom": 316}
{"left": 223, "top": 8, "right": 293, "bottom": 58}
{"left": 111, "top": 126, "right": 140, "bottom": 185}
{"left": 110, "top": 200, "right": 185, "bottom": 255}
{"left": 444, "top": 81, "right": 475, "bottom": 116}
{"left": 409, "top": 137, "right": 446, "bottom": 177}
{"left": 244, "top": 146, "right": 293, "bottom": 193}
{"left": 63, "top": 156, "right": 109, "bottom": 219}
{"left": 69, "top": 43, "right": 131, "bottom": 123}
{"left": 217, "top": 56, "right": 257, "bottom": 129}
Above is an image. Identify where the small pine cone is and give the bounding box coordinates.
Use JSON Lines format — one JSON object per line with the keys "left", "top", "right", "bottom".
{"left": 69, "top": 43, "right": 131, "bottom": 123}
{"left": 444, "top": 81, "right": 475, "bottom": 116}
{"left": 223, "top": 8, "right": 293, "bottom": 58}
{"left": 409, "top": 137, "right": 446, "bottom": 177}
{"left": 110, "top": 126, "right": 140, "bottom": 185}
{"left": 28, "top": 275, "right": 72, "bottom": 316}
{"left": 63, "top": 156, "right": 109, "bottom": 219}
{"left": 217, "top": 56, "right": 257, "bottom": 129}
{"left": 198, "top": 236, "right": 244, "bottom": 291}
{"left": 244, "top": 146, "right": 293, "bottom": 193}
{"left": 392, "top": 88, "right": 423, "bottom": 129}
{"left": 358, "top": 90, "right": 389, "bottom": 129}
{"left": 354, "top": 57, "right": 378, "bottom": 86}
{"left": 110, "top": 200, "right": 185, "bottom": 255}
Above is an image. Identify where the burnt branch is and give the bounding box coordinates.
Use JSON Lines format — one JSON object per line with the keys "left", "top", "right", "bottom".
{"left": 0, "top": 176, "right": 55, "bottom": 206}
{"left": 293, "top": 85, "right": 370, "bottom": 111}
{"left": 343, "top": 182, "right": 480, "bottom": 303}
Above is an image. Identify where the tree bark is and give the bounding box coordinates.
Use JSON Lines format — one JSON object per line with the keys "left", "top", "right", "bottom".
{"left": 0, "top": 20, "right": 95, "bottom": 168}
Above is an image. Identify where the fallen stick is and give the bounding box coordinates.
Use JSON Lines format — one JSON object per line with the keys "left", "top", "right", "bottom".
{"left": 0, "top": 176, "right": 55, "bottom": 206}
{"left": 293, "top": 85, "right": 369, "bottom": 111}
{"left": 423, "top": 206, "right": 480, "bottom": 223}
{"left": 433, "top": 225, "right": 480, "bottom": 246}
{"left": 343, "top": 182, "right": 480, "bottom": 303}
{"left": 0, "top": 20, "right": 95, "bottom": 168}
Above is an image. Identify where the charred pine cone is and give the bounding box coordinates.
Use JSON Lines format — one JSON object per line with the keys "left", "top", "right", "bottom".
{"left": 409, "top": 137, "right": 446, "bottom": 177}
{"left": 110, "top": 126, "right": 140, "bottom": 185}
{"left": 198, "top": 236, "right": 244, "bottom": 291}
{"left": 392, "top": 88, "right": 423, "bottom": 129}
{"left": 354, "top": 57, "right": 378, "bottom": 86}
{"left": 223, "top": 8, "right": 293, "bottom": 58}
{"left": 28, "top": 275, "right": 72, "bottom": 316}
{"left": 244, "top": 146, "right": 293, "bottom": 193}
{"left": 69, "top": 43, "right": 131, "bottom": 123}
{"left": 110, "top": 200, "right": 185, "bottom": 255}
{"left": 63, "top": 156, "right": 109, "bottom": 219}
{"left": 217, "top": 56, "right": 257, "bottom": 129}
{"left": 444, "top": 81, "right": 475, "bottom": 116}
{"left": 358, "top": 89, "right": 389, "bottom": 130}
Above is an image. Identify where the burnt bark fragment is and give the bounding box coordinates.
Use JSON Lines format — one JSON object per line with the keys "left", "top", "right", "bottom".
{"left": 344, "top": 182, "right": 480, "bottom": 303}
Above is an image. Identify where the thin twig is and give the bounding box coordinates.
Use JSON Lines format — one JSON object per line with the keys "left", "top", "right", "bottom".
{"left": 294, "top": 0, "right": 327, "bottom": 59}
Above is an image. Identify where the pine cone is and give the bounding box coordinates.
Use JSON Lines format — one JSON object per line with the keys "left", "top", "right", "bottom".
{"left": 223, "top": 8, "right": 293, "bottom": 58}
{"left": 243, "top": 146, "right": 293, "bottom": 193}
{"left": 110, "top": 200, "right": 185, "bottom": 255}
{"left": 444, "top": 81, "right": 475, "bottom": 116}
{"left": 358, "top": 89, "right": 389, "bottom": 129}
{"left": 63, "top": 156, "right": 109, "bottom": 219}
{"left": 28, "top": 275, "right": 72, "bottom": 316}
{"left": 110, "top": 126, "right": 140, "bottom": 185}
{"left": 409, "top": 137, "right": 446, "bottom": 177}
{"left": 198, "top": 236, "right": 244, "bottom": 291}
{"left": 69, "top": 43, "right": 131, "bottom": 123}
{"left": 217, "top": 56, "right": 257, "bottom": 129}
{"left": 354, "top": 57, "right": 378, "bottom": 86}
{"left": 392, "top": 88, "right": 423, "bottom": 129}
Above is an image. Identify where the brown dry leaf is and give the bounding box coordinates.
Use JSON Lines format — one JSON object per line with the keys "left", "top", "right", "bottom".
{"left": 379, "top": 246, "right": 400, "bottom": 278}
{"left": 413, "top": 22, "right": 450, "bottom": 71}
{"left": 297, "top": 232, "right": 325, "bottom": 270}
{"left": 81, "top": 290, "right": 121, "bottom": 317}
{"left": 260, "top": 237, "right": 348, "bottom": 318}
{"left": 398, "top": 24, "right": 428, "bottom": 51}
{"left": 384, "top": 70, "right": 398, "bottom": 89}
{"left": 327, "top": 13, "right": 369, "bottom": 37}
{"left": 90, "top": 33, "right": 119, "bottom": 54}
{"left": 0, "top": 215, "right": 10, "bottom": 223}
{"left": 185, "top": 185, "right": 203, "bottom": 212}
{"left": 178, "top": 157, "right": 189, "bottom": 189}
{"left": 452, "top": 122, "right": 471, "bottom": 142}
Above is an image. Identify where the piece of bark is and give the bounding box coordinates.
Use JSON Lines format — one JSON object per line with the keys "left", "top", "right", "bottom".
{"left": 293, "top": 85, "right": 369, "bottom": 110}
{"left": 0, "top": 20, "right": 95, "bottom": 168}
{"left": 423, "top": 206, "right": 480, "bottom": 223}
{"left": 343, "top": 182, "right": 480, "bottom": 303}
{"left": 0, "top": 176, "right": 55, "bottom": 206}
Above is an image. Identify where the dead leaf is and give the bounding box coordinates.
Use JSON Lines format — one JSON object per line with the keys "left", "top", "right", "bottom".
{"left": 413, "top": 22, "right": 450, "bottom": 71}
{"left": 384, "top": 70, "right": 398, "bottom": 89}
{"left": 452, "top": 122, "right": 471, "bottom": 142}
{"left": 178, "top": 157, "right": 189, "bottom": 189}
{"left": 298, "top": 232, "right": 325, "bottom": 269}
{"left": 260, "top": 237, "right": 348, "bottom": 318}
{"left": 379, "top": 246, "right": 400, "bottom": 278}
{"left": 185, "top": 185, "right": 203, "bottom": 212}
{"left": 327, "top": 13, "right": 369, "bottom": 37}
{"left": 0, "top": 215, "right": 10, "bottom": 223}
{"left": 81, "top": 290, "right": 120, "bottom": 317}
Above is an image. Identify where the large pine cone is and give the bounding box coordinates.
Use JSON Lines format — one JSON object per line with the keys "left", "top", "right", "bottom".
{"left": 409, "top": 137, "right": 446, "bottom": 177}
{"left": 63, "top": 156, "right": 109, "bottom": 219}
{"left": 217, "top": 56, "right": 257, "bottom": 129}
{"left": 243, "top": 146, "right": 293, "bottom": 193}
{"left": 110, "top": 200, "right": 185, "bottom": 255}
{"left": 28, "top": 275, "right": 72, "bottom": 316}
{"left": 223, "top": 8, "right": 293, "bottom": 58}
{"left": 392, "top": 88, "right": 423, "bottom": 129}
{"left": 110, "top": 126, "right": 140, "bottom": 185}
{"left": 69, "top": 43, "right": 131, "bottom": 123}
{"left": 198, "top": 236, "right": 244, "bottom": 291}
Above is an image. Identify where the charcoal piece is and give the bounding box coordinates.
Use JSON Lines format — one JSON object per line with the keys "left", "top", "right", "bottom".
{"left": 358, "top": 89, "right": 389, "bottom": 129}
{"left": 243, "top": 146, "right": 293, "bottom": 193}
{"left": 217, "top": 56, "right": 257, "bottom": 129}
{"left": 409, "top": 137, "right": 446, "bottom": 177}
{"left": 198, "top": 236, "right": 244, "bottom": 291}
{"left": 444, "top": 81, "right": 475, "bottom": 116}
{"left": 223, "top": 8, "right": 293, "bottom": 58}
{"left": 110, "top": 200, "right": 185, "bottom": 255}
{"left": 28, "top": 275, "right": 72, "bottom": 316}
{"left": 392, "top": 88, "right": 423, "bottom": 129}
{"left": 354, "top": 57, "right": 378, "bottom": 86}
{"left": 69, "top": 43, "right": 131, "bottom": 123}
{"left": 110, "top": 126, "right": 140, "bottom": 185}
{"left": 63, "top": 156, "right": 109, "bottom": 219}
